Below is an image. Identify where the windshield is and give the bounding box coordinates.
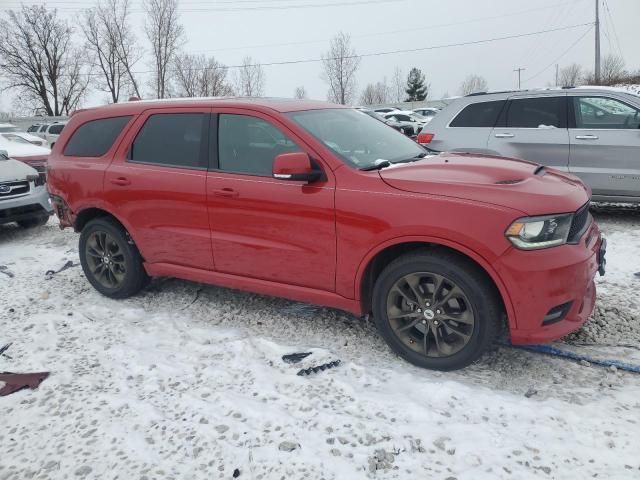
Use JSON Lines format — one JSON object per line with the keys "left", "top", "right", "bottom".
{"left": 288, "top": 109, "right": 425, "bottom": 169}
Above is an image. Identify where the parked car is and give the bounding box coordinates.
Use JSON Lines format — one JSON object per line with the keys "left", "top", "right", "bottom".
{"left": 417, "top": 87, "right": 640, "bottom": 203}
{"left": 383, "top": 111, "right": 429, "bottom": 135}
{"left": 0, "top": 149, "right": 52, "bottom": 228}
{"left": 29, "top": 123, "right": 51, "bottom": 139}
{"left": 411, "top": 107, "right": 440, "bottom": 122}
{"left": 44, "top": 121, "right": 68, "bottom": 147}
{"left": 0, "top": 135, "right": 50, "bottom": 181}
{"left": 357, "top": 108, "right": 415, "bottom": 136}
{"left": 373, "top": 107, "right": 401, "bottom": 115}
{"left": 47, "top": 98, "right": 605, "bottom": 371}
{"left": 0, "top": 123, "right": 48, "bottom": 147}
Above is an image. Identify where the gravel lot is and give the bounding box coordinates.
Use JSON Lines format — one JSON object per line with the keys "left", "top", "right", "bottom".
{"left": 1, "top": 205, "right": 639, "bottom": 480}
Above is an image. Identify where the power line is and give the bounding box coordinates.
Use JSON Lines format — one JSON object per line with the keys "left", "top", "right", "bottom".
{"left": 603, "top": 0, "right": 623, "bottom": 57}
{"left": 186, "top": 0, "right": 593, "bottom": 55}
{"left": 17, "top": 22, "right": 590, "bottom": 78}
{"left": 523, "top": 24, "right": 594, "bottom": 84}
{"left": 0, "top": 0, "right": 401, "bottom": 12}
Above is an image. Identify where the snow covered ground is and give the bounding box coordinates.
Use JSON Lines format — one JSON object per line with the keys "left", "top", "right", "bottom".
{"left": 1, "top": 205, "right": 639, "bottom": 480}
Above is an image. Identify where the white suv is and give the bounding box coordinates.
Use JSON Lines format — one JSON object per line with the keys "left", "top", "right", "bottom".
{"left": 44, "top": 121, "right": 68, "bottom": 147}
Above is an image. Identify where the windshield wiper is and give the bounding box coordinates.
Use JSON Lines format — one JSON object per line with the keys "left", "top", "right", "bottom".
{"left": 397, "top": 152, "right": 428, "bottom": 162}
{"left": 361, "top": 160, "right": 392, "bottom": 171}
{"left": 360, "top": 152, "right": 428, "bottom": 171}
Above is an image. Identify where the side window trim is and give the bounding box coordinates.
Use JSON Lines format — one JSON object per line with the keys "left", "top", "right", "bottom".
{"left": 209, "top": 113, "right": 219, "bottom": 170}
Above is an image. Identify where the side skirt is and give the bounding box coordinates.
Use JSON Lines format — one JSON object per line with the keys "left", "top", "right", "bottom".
{"left": 144, "top": 262, "right": 362, "bottom": 316}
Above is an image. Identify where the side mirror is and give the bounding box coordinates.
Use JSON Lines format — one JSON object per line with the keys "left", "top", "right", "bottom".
{"left": 272, "top": 152, "right": 322, "bottom": 183}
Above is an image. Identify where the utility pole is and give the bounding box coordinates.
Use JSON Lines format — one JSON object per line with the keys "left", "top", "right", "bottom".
{"left": 595, "top": 0, "right": 601, "bottom": 84}
{"left": 555, "top": 64, "right": 559, "bottom": 86}
{"left": 514, "top": 67, "right": 526, "bottom": 89}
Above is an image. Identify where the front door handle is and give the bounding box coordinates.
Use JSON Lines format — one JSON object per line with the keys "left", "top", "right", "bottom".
{"left": 110, "top": 177, "right": 131, "bottom": 186}
{"left": 494, "top": 133, "right": 515, "bottom": 138}
{"left": 212, "top": 188, "right": 239, "bottom": 198}
{"left": 575, "top": 134, "right": 599, "bottom": 140}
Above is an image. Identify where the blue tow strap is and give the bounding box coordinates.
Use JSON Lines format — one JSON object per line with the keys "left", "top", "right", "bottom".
{"left": 503, "top": 343, "right": 640, "bottom": 374}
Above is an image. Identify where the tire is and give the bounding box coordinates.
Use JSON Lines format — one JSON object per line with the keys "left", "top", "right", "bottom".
{"left": 17, "top": 215, "right": 49, "bottom": 228}
{"left": 79, "top": 217, "right": 148, "bottom": 299}
{"left": 372, "top": 250, "right": 501, "bottom": 371}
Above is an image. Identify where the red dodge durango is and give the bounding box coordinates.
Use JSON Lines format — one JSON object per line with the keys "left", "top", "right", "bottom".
{"left": 47, "top": 98, "right": 606, "bottom": 370}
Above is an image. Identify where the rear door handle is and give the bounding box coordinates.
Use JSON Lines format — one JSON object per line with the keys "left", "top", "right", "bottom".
{"left": 494, "top": 133, "right": 514, "bottom": 138}
{"left": 110, "top": 177, "right": 131, "bottom": 186}
{"left": 575, "top": 135, "right": 599, "bottom": 140}
{"left": 212, "top": 188, "right": 239, "bottom": 198}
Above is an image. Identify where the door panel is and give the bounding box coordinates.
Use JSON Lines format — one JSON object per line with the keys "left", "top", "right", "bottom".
{"left": 207, "top": 110, "right": 336, "bottom": 291}
{"left": 568, "top": 95, "right": 640, "bottom": 197}
{"left": 105, "top": 108, "right": 214, "bottom": 270}
{"left": 488, "top": 95, "right": 569, "bottom": 169}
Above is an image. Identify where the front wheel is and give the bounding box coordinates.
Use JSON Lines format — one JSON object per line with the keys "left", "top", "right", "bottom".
{"left": 372, "top": 251, "right": 501, "bottom": 371}
{"left": 79, "top": 217, "right": 148, "bottom": 298}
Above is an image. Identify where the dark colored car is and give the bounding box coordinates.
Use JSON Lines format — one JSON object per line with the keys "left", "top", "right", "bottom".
{"left": 47, "top": 98, "right": 605, "bottom": 371}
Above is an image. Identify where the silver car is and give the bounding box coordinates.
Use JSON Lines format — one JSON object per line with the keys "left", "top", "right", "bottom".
{"left": 418, "top": 87, "right": 640, "bottom": 203}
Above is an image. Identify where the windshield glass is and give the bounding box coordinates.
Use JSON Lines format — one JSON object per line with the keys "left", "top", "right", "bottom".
{"left": 288, "top": 109, "right": 425, "bottom": 169}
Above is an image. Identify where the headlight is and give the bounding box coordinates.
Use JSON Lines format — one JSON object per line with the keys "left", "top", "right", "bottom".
{"left": 505, "top": 214, "right": 573, "bottom": 250}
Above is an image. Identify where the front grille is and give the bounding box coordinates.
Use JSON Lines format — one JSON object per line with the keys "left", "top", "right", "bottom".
{"left": 0, "top": 180, "right": 30, "bottom": 199}
{"left": 0, "top": 203, "right": 44, "bottom": 219}
{"left": 567, "top": 202, "right": 591, "bottom": 243}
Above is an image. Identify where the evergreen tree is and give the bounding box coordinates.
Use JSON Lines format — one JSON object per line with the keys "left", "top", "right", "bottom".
{"left": 405, "top": 67, "right": 428, "bottom": 101}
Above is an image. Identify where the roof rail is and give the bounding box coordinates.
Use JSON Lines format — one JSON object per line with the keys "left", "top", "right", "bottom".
{"left": 465, "top": 89, "right": 521, "bottom": 97}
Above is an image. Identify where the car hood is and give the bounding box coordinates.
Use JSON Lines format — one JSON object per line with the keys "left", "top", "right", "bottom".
{"left": 0, "top": 139, "right": 50, "bottom": 157}
{"left": 379, "top": 152, "right": 590, "bottom": 215}
{"left": 0, "top": 158, "right": 38, "bottom": 182}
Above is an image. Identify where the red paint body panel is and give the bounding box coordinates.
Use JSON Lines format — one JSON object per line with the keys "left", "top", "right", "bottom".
{"left": 46, "top": 98, "right": 602, "bottom": 346}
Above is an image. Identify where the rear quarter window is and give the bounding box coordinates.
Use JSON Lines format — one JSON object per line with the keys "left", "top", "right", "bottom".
{"left": 449, "top": 100, "right": 505, "bottom": 127}
{"left": 48, "top": 124, "right": 65, "bottom": 135}
{"left": 64, "top": 116, "right": 132, "bottom": 157}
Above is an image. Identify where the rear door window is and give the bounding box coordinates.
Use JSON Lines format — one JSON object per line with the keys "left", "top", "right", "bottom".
{"left": 218, "top": 114, "right": 301, "bottom": 176}
{"left": 504, "top": 97, "right": 566, "bottom": 128}
{"left": 64, "top": 116, "right": 132, "bottom": 157}
{"left": 449, "top": 100, "right": 505, "bottom": 127}
{"left": 129, "top": 113, "right": 208, "bottom": 170}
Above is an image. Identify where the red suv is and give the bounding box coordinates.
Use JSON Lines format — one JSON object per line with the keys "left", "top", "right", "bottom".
{"left": 47, "top": 98, "right": 606, "bottom": 370}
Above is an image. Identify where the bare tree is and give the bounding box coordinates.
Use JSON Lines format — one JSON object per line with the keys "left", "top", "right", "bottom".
{"left": 0, "top": 5, "right": 89, "bottom": 116}
{"left": 174, "top": 53, "right": 233, "bottom": 97}
{"left": 321, "top": 32, "right": 361, "bottom": 105}
{"left": 391, "top": 66, "right": 404, "bottom": 103}
{"left": 110, "top": 0, "right": 142, "bottom": 98}
{"left": 458, "top": 74, "right": 488, "bottom": 95}
{"left": 294, "top": 86, "right": 307, "bottom": 99}
{"left": 558, "top": 63, "right": 582, "bottom": 87}
{"left": 601, "top": 54, "right": 626, "bottom": 85}
{"left": 359, "top": 81, "right": 390, "bottom": 105}
{"left": 234, "top": 56, "right": 265, "bottom": 96}
{"left": 144, "top": 0, "right": 183, "bottom": 99}
{"left": 83, "top": 0, "right": 129, "bottom": 103}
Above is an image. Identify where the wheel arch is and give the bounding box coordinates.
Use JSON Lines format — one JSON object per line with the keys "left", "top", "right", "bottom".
{"left": 356, "top": 236, "right": 515, "bottom": 329}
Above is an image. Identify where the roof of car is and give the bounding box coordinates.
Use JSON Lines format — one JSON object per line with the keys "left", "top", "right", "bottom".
{"left": 73, "top": 97, "right": 345, "bottom": 118}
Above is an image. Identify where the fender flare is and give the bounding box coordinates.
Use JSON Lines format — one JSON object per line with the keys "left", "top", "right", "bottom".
{"left": 353, "top": 234, "right": 517, "bottom": 329}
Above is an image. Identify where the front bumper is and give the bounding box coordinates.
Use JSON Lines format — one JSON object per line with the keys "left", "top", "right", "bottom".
{"left": 496, "top": 221, "right": 604, "bottom": 344}
{"left": 0, "top": 184, "right": 53, "bottom": 225}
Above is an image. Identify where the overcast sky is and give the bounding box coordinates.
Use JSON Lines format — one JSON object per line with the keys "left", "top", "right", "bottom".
{"left": 0, "top": 0, "right": 638, "bottom": 112}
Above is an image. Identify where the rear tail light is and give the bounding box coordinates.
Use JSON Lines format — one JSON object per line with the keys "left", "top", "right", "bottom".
{"left": 417, "top": 132, "right": 434, "bottom": 144}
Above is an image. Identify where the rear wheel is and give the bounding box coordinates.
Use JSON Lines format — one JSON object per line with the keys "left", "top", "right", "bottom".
{"left": 17, "top": 215, "right": 49, "bottom": 228}
{"left": 372, "top": 250, "right": 501, "bottom": 370}
{"left": 79, "top": 217, "right": 148, "bottom": 298}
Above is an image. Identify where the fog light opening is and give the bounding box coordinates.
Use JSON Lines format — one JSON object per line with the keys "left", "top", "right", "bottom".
{"left": 542, "top": 301, "right": 573, "bottom": 326}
